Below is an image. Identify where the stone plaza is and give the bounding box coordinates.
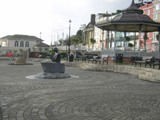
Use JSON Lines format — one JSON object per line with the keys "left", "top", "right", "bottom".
{"left": 0, "top": 60, "right": 160, "bottom": 120}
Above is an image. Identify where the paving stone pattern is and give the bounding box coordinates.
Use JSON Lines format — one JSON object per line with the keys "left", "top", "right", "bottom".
{"left": 0, "top": 61, "right": 160, "bottom": 120}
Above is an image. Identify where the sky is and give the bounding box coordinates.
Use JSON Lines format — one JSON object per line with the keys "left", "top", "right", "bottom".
{"left": 0, "top": 0, "right": 133, "bottom": 45}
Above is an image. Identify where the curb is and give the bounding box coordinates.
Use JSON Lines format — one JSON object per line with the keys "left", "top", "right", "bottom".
{"left": 64, "top": 62, "right": 160, "bottom": 83}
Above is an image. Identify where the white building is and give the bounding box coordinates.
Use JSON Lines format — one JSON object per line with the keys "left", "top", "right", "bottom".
{"left": 0, "top": 34, "right": 50, "bottom": 56}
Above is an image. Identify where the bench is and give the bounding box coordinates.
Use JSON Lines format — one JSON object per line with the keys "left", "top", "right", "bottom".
{"left": 88, "top": 55, "right": 99, "bottom": 63}
{"left": 153, "top": 58, "right": 160, "bottom": 69}
{"left": 90, "top": 55, "right": 109, "bottom": 64}
{"left": 131, "top": 56, "right": 142, "bottom": 65}
{"left": 135, "top": 56, "right": 155, "bottom": 68}
{"left": 74, "top": 56, "right": 87, "bottom": 63}
{"left": 94, "top": 56, "right": 102, "bottom": 64}
{"left": 93, "top": 56, "right": 109, "bottom": 64}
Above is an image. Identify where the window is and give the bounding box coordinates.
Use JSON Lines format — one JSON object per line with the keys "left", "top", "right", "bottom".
{"left": 15, "top": 41, "right": 18, "bottom": 47}
{"left": 20, "top": 41, "right": 24, "bottom": 47}
{"left": 25, "top": 41, "right": 29, "bottom": 47}
{"left": 39, "top": 47, "right": 42, "bottom": 52}
{"left": 153, "top": 32, "right": 158, "bottom": 41}
{"left": 155, "top": 4, "right": 160, "bottom": 10}
{"left": 147, "top": 10, "right": 150, "bottom": 15}
{"left": 2, "top": 41, "right": 7, "bottom": 47}
{"left": 45, "top": 48, "right": 48, "bottom": 51}
{"left": 154, "top": 14, "right": 158, "bottom": 20}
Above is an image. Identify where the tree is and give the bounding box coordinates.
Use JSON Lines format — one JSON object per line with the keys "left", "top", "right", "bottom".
{"left": 90, "top": 38, "right": 96, "bottom": 50}
{"left": 59, "top": 39, "right": 63, "bottom": 45}
{"left": 125, "top": 36, "right": 130, "bottom": 41}
{"left": 63, "top": 37, "right": 69, "bottom": 46}
{"left": 125, "top": 36, "right": 131, "bottom": 48}
{"left": 76, "top": 30, "right": 83, "bottom": 44}
{"left": 76, "top": 30, "right": 82, "bottom": 37}
{"left": 71, "top": 35, "right": 80, "bottom": 48}
{"left": 128, "top": 43, "right": 134, "bottom": 47}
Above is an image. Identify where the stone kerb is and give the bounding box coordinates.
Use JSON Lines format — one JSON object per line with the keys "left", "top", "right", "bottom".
{"left": 64, "top": 62, "right": 160, "bottom": 82}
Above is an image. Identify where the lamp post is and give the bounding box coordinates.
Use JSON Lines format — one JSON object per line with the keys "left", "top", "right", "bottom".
{"left": 40, "top": 32, "right": 42, "bottom": 52}
{"left": 68, "top": 20, "right": 72, "bottom": 61}
{"left": 102, "top": 30, "right": 104, "bottom": 51}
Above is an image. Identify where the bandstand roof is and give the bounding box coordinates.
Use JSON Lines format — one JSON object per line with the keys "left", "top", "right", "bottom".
{"left": 96, "top": 0, "right": 160, "bottom": 32}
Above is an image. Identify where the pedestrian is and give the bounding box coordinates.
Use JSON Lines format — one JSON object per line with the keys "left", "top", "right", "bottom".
{"left": 7, "top": 50, "right": 13, "bottom": 61}
{"left": 69, "top": 51, "right": 74, "bottom": 62}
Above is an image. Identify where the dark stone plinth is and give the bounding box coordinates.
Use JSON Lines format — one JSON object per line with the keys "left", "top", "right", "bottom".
{"left": 26, "top": 62, "right": 70, "bottom": 79}
{"left": 41, "top": 62, "right": 65, "bottom": 73}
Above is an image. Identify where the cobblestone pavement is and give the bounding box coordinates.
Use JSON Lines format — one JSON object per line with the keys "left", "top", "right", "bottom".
{"left": 0, "top": 61, "right": 160, "bottom": 120}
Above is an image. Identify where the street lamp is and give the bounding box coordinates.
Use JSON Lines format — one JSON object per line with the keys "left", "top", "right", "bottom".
{"left": 102, "top": 30, "right": 104, "bottom": 51}
{"left": 40, "top": 32, "right": 42, "bottom": 39}
{"left": 68, "top": 19, "right": 72, "bottom": 60}
{"left": 39, "top": 32, "right": 42, "bottom": 52}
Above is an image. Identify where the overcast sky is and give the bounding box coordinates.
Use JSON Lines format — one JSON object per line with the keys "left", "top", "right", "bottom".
{"left": 0, "top": 0, "right": 133, "bottom": 44}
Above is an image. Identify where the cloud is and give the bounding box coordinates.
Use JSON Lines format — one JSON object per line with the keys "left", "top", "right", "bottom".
{"left": 0, "top": 0, "right": 132, "bottom": 44}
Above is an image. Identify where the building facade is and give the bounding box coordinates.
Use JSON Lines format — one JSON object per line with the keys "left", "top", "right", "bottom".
{"left": 0, "top": 34, "right": 50, "bottom": 56}
{"left": 139, "top": 2, "right": 154, "bottom": 50}
{"left": 83, "top": 14, "right": 96, "bottom": 51}
{"left": 82, "top": 1, "right": 159, "bottom": 52}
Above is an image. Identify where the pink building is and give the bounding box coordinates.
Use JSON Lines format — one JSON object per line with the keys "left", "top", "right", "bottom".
{"left": 139, "top": 3, "right": 153, "bottom": 51}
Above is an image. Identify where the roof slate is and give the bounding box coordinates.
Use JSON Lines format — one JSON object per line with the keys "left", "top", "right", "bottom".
{"left": 1, "top": 34, "right": 43, "bottom": 42}
{"left": 96, "top": 0, "right": 160, "bottom": 32}
{"left": 35, "top": 42, "right": 50, "bottom": 47}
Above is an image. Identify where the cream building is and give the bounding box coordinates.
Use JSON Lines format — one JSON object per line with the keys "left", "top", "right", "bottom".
{"left": 0, "top": 34, "right": 49, "bottom": 56}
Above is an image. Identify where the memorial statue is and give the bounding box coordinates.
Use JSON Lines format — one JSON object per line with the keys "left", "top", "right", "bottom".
{"left": 39, "top": 47, "right": 70, "bottom": 78}
{"left": 51, "top": 47, "right": 61, "bottom": 63}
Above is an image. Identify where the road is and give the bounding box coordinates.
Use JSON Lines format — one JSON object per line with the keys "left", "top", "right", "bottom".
{"left": 0, "top": 61, "right": 160, "bottom": 120}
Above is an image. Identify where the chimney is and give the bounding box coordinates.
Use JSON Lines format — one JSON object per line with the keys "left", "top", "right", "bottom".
{"left": 90, "top": 14, "right": 95, "bottom": 25}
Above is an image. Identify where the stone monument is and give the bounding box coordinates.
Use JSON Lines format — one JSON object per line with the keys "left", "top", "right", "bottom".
{"left": 10, "top": 49, "right": 32, "bottom": 65}
{"left": 14, "top": 50, "right": 27, "bottom": 64}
